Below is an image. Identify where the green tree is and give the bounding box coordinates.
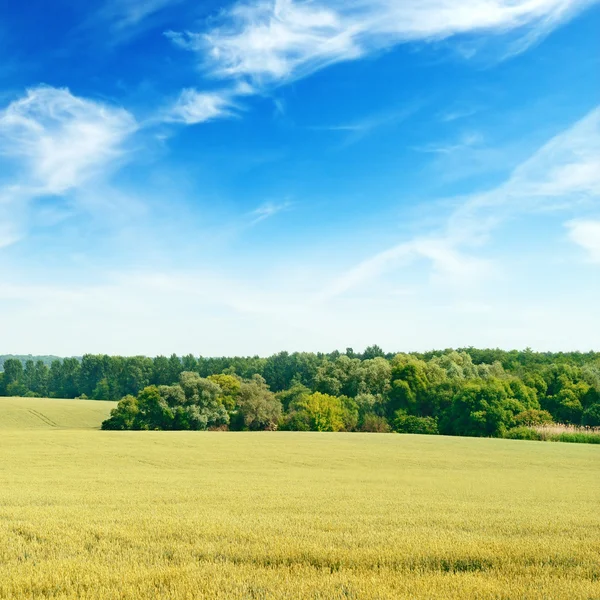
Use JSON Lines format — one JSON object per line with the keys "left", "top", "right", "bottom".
{"left": 136, "top": 386, "right": 175, "bottom": 430}
{"left": 168, "top": 354, "right": 183, "bottom": 383}
{"left": 393, "top": 413, "right": 439, "bottom": 435}
{"left": 207, "top": 373, "right": 241, "bottom": 412}
{"left": 295, "top": 392, "right": 345, "bottom": 432}
{"left": 177, "top": 372, "right": 228, "bottom": 429}
{"left": 582, "top": 404, "right": 600, "bottom": 427}
{"left": 101, "top": 395, "right": 140, "bottom": 430}
{"left": 152, "top": 356, "right": 171, "bottom": 385}
{"left": 442, "top": 379, "right": 525, "bottom": 438}
{"left": 1, "top": 359, "right": 25, "bottom": 396}
{"left": 236, "top": 375, "right": 282, "bottom": 430}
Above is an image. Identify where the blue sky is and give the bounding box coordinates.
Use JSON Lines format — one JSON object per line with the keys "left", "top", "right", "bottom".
{"left": 0, "top": 0, "right": 599, "bottom": 356}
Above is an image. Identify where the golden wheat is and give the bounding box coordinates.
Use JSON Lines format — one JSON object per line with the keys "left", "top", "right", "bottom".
{"left": 0, "top": 397, "right": 115, "bottom": 430}
{"left": 0, "top": 400, "right": 599, "bottom": 599}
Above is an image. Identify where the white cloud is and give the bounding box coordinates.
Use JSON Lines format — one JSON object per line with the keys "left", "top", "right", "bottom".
{"left": 0, "top": 86, "right": 137, "bottom": 244}
{"left": 567, "top": 220, "right": 600, "bottom": 263}
{"left": 0, "top": 105, "right": 598, "bottom": 355}
{"left": 98, "top": 0, "right": 183, "bottom": 33}
{"left": 248, "top": 200, "right": 292, "bottom": 225}
{"left": 311, "top": 105, "right": 421, "bottom": 146}
{"left": 324, "top": 105, "right": 600, "bottom": 297}
{"left": 169, "top": 0, "right": 597, "bottom": 87}
{"left": 0, "top": 86, "right": 137, "bottom": 194}
{"left": 165, "top": 88, "right": 237, "bottom": 124}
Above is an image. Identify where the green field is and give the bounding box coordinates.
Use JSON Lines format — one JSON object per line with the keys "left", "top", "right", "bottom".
{"left": 0, "top": 398, "right": 599, "bottom": 599}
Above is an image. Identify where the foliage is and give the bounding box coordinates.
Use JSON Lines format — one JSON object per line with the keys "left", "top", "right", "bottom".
{"left": 236, "top": 375, "right": 282, "bottom": 430}
{"left": 3, "top": 348, "right": 600, "bottom": 438}
{"left": 102, "top": 372, "right": 229, "bottom": 431}
{"left": 582, "top": 403, "right": 600, "bottom": 427}
{"left": 393, "top": 413, "right": 439, "bottom": 435}
{"left": 290, "top": 392, "right": 346, "bottom": 432}
{"left": 504, "top": 426, "right": 543, "bottom": 441}
{"left": 514, "top": 409, "right": 553, "bottom": 427}
{"left": 359, "top": 413, "right": 391, "bottom": 433}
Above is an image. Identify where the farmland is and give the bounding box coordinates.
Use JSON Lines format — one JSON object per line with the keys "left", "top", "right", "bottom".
{"left": 0, "top": 398, "right": 599, "bottom": 599}
{"left": 0, "top": 397, "right": 115, "bottom": 430}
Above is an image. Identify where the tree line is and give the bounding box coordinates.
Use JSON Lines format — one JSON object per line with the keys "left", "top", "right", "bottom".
{"left": 1, "top": 348, "right": 599, "bottom": 436}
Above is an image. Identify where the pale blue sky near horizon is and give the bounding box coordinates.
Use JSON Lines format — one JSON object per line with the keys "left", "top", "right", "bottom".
{"left": 0, "top": 0, "right": 599, "bottom": 356}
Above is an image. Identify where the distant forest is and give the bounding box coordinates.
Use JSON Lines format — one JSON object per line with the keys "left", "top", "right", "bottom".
{"left": 1, "top": 347, "right": 599, "bottom": 438}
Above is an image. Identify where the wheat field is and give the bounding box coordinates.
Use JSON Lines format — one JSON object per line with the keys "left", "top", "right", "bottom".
{"left": 0, "top": 398, "right": 599, "bottom": 599}
{"left": 0, "top": 397, "right": 115, "bottom": 430}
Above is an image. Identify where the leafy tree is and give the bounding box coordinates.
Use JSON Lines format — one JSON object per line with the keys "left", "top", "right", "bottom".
{"left": 32, "top": 361, "right": 49, "bottom": 396}
{"left": 168, "top": 354, "right": 183, "bottom": 383}
{"left": 315, "top": 356, "right": 363, "bottom": 398}
{"left": 93, "top": 378, "right": 111, "bottom": 400}
{"left": 514, "top": 409, "right": 553, "bottom": 427}
{"left": 292, "top": 392, "right": 345, "bottom": 432}
{"left": 101, "top": 395, "right": 140, "bottom": 430}
{"left": 236, "top": 375, "right": 281, "bottom": 430}
{"left": 136, "top": 386, "right": 175, "bottom": 430}
{"left": 152, "top": 356, "right": 171, "bottom": 385}
{"left": 582, "top": 404, "right": 600, "bottom": 427}
{"left": 276, "top": 382, "right": 311, "bottom": 411}
{"left": 388, "top": 356, "right": 430, "bottom": 416}
{"left": 178, "top": 372, "right": 228, "bottom": 428}
{"left": 393, "top": 413, "right": 439, "bottom": 435}
{"left": 360, "top": 414, "right": 391, "bottom": 433}
{"left": 359, "top": 357, "right": 392, "bottom": 397}
{"left": 362, "top": 345, "right": 385, "bottom": 360}
{"left": 207, "top": 373, "right": 241, "bottom": 412}
{"left": 182, "top": 354, "right": 199, "bottom": 373}
{"left": 545, "top": 383, "right": 587, "bottom": 423}
{"left": 1, "top": 359, "right": 25, "bottom": 396}
{"left": 441, "top": 379, "right": 525, "bottom": 437}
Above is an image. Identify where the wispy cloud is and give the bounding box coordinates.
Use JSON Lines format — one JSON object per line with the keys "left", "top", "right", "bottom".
{"left": 311, "top": 105, "right": 421, "bottom": 146}
{"left": 248, "top": 200, "right": 293, "bottom": 225}
{"left": 104, "top": 0, "right": 179, "bottom": 30}
{"left": 91, "top": 0, "right": 184, "bottom": 40}
{"left": 169, "top": 0, "right": 597, "bottom": 87}
{"left": 417, "top": 131, "right": 485, "bottom": 155}
{"left": 322, "top": 105, "right": 600, "bottom": 298}
{"left": 438, "top": 106, "right": 481, "bottom": 123}
{"left": 165, "top": 88, "right": 238, "bottom": 124}
{"left": 567, "top": 219, "right": 600, "bottom": 263}
{"left": 0, "top": 86, "right": 138, "bottom": 245}
{"left": 162, "top": 0, "right": 598, "bottom": 131}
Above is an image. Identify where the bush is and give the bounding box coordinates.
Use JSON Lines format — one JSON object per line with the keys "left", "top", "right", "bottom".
{"left": 393, "top": 413, "right": 438, "bottom": 435}
{"left": 360, "top": 414, "right": 391, "bottom": 433}
{"left": 514, "top": 409, "right": 553, "bottom": 427}
{"left": 582, "top": 403, "right": 600, "bottom": 427}
{"left": 553, "top": 433, "right": 600, "bottom": 444}
{"left": 504, "top": 427, "right": 542, "bottom": 441}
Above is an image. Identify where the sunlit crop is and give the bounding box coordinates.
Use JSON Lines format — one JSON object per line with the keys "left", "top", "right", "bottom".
{"left": 0, "top": 398, "right": 599, "bottom": 599}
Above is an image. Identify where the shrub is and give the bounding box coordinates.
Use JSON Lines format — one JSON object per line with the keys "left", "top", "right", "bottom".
{"left": 393, "top": 413, "right": 439, "bottom": 435}
{"left": 360, "top": 414, "right": 391, "bottom": 433}
{"left": 582, "top": 403, "right": 600, "bottom": 427}
{"left": 514, "top": 409, "right": 553, "bottom": 427}
{"left": 504, "top": 427, "right": 542, "bottom": 441}
{"left": 553, "top": 433, "right": 600, "bottom": 444}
